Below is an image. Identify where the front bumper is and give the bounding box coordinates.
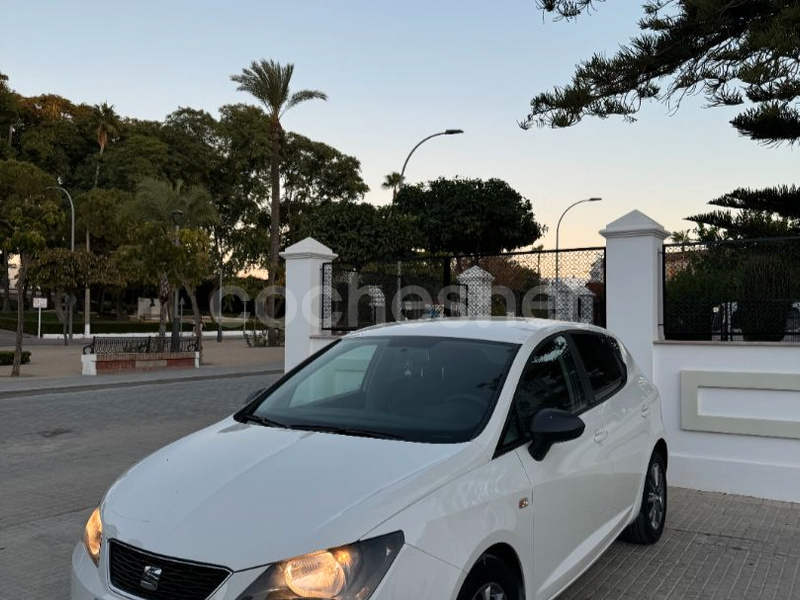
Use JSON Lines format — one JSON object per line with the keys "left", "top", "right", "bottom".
{"left": 71, "top": 542, "right": 464, "bottom": 600}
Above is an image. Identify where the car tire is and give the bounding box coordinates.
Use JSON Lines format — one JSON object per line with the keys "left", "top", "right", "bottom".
{"left": 622, "top": 450, "right": 667, "bottom": 545}
{"left": 457, "top": 554, "right": 521, "bottom": 600}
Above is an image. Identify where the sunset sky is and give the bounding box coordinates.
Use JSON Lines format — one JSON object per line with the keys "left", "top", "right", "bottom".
{"left": 3, "top": 0, "right": 796, "bottom": 249}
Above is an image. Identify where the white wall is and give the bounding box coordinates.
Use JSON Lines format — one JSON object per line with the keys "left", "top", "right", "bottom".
{"left": 655, "top": 343, "right": 800, "bottom": 502}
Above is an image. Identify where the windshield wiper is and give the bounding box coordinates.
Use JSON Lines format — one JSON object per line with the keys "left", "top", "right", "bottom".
{"left": 240, "top": 413, "right": 289, "bottom": 429}
{"left": 288, "top": 424, "right": 404, "bottom": 440}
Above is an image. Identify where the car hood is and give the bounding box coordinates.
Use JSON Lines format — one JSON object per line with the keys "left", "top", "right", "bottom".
{"left": 102, "top": 417, "right": 482, "bottom": 571}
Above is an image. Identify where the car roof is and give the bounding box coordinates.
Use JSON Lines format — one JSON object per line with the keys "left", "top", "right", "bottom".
{"left": 344, "top": 317, "right": 609, "bottom": 345}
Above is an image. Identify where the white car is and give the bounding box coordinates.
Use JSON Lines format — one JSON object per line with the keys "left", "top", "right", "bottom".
{"left": 72, "top": 318, "right": 668, "bottom": 600}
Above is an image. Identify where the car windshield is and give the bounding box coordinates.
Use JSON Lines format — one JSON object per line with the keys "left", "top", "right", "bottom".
{"left": 245, "top": 336, "right": 520, "bottom": 443}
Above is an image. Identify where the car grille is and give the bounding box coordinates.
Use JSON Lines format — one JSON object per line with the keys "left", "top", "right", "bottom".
{"left": 108, "top": 539, "right": 231, "bottom": 600}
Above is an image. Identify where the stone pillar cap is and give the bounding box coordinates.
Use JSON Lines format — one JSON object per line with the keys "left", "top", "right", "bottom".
{"left": 600, "top": 210, "right": 670, "bottom": 240}
{"left": 280, "top": 237, "right": 338, "bottom": 261}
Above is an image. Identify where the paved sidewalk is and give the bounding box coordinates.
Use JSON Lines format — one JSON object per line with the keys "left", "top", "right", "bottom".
{"left": 0, "top": 337, "right": 284, "bottom": 395}
{"left": 562, "top": 487, "right": 800, "bottom": 599}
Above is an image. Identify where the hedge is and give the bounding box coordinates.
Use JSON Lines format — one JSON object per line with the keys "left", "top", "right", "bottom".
{"left": 0, "top": 351, "right": 31, "bottom": 366}
{"left": 0, "top": 316, "right": 261, "bottom": 335}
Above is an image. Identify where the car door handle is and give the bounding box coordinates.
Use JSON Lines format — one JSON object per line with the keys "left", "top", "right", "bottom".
{"left": 593, "top": 430, "right": 608, "bottom": 443}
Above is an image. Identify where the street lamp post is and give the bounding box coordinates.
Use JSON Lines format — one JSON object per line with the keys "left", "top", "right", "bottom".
{"left": 394, "top": 129, "right": 464, "bottom": 197}
{"left": 46, "top": 186, "right": 75, "bottom": 344}
{"left": 393, "top": 129, "right": 464, "bottom": 315}
{"left": 170, "top": 210, "right": 184, "bottom": 352}
{"left": 554, "top": 197, "right": 602, "bottom": 318}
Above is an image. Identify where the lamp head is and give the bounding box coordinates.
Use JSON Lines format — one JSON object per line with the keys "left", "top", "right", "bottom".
{"left": 588, "top": 197, "right": 602, "bottom": 202}
{"left": 444, "top": 129, "right": 464, "bottom": 135}
{"left": 171, "top": 209, "right": 185, "bottom": 225}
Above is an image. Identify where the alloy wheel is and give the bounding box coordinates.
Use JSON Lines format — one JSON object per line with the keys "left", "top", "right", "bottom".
{"left": 472, "top": 582, "right": 507, "bottom": 600}
{"left": 647, "top": 461, "right": 665, "bottom": 530}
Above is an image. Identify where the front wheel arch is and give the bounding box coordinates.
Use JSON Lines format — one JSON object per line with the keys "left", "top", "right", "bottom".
{"left": 653, "top": 438, "right": 668, "bottom": 471}
{"left": 458, "top": 544, "right": 525, "bottom": 600}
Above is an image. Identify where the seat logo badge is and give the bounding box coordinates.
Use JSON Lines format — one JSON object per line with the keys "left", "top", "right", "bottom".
{"left": 140, "top": 565, "right": 163, "bottom": 591}
{"left": 519, "top": 497, "right": 529, "bottom": 509}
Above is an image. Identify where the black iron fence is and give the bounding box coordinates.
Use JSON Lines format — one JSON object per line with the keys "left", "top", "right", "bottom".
{"left": 83, "top": 336, "right": 199, "bottom": 355}
{"left": 662, "top": 237, "right": 800, "bottom": 342}
{"left": 321, "top": 247, "right": 605, "bottom": 332}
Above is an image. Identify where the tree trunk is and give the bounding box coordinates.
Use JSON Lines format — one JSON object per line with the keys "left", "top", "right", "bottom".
{"left": 267, "top": 123, "right": 281, "bottom": 347}
{"left": 158, "top": 272, "right": 170, "bottom": 337}
{"left": 115, "top": 289, "right": 126, "bottom": 321}
{"left": 1, "top": 251, "right": 9, "bottom": 312}
{"left": 93, "top": 145, "right": 104, "bottom": 189}
{"left": 84, "top": 229, "right": 91, "bottom": 334}
{"left": 52, "top": 288, "right": 65, "bottom": 323}
{"left": 183, "top": 279, "right": 204, "bottom": 363}
{"left": 11, "top": 255, "right": 28, "bottom": 376}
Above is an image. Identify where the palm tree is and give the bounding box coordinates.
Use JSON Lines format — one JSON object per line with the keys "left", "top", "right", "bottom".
{"left": 670, "top": 230, "right": 694, "bottom": 252}
{"left": 85, "top": 103, "right": 121, "bottom": 334}
{"left": 92, "top": 102, "right": 121, "bottom": 189}
{"left": 382, "top": 172, "right": 403, "bottom": 201}
{"left": 231, "top": 59, "right": 326, "bottom": 345}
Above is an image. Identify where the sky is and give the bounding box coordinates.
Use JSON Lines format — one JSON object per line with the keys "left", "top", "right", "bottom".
{"left": 2, "top": 0, "right": 797, "bottom": 249}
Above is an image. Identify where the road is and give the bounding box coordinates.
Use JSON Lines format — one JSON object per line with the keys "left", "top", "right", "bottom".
{"left": 2, "top": 375, "right": 798, "bottom": 599}
{"left": 0, "top": 374, "right": 278, "bottom": 600}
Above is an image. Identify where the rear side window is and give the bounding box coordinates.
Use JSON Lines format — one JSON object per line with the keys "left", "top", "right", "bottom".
{"left": 571, "top": 333, "right": 626, "bottom": 403}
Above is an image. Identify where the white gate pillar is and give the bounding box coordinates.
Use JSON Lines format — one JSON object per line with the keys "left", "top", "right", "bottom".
{"left": 600, "top": 210, "right": 670, "bottom": 379}
{"left": 281, "top": 238, "right": 338, "bottom": 372}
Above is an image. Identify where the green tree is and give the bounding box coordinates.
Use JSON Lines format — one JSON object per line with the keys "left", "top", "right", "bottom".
{"left": 525, "top": 1, "right": 800, "bottom": 238}
{"left": 124, "top": 178, "right": 217, "bottom": 338}
{"left": 0, "top": 160, "right": 61, "bottom": 375}
{"left": 296, "top": 201, "right": 421, "bottom": 266}
{"left": 216, "top": 103, "right": 273, "bottom": 274}
{"left": 0, "top": 72, "right": 19, "bottom": 310}
{"left": 231, "top": 59, "right": 327, "bottom": 345}
{"left": 0, "top": 71, "right": 19, "bottom": 160}
{"left": 524, "top": 1, "right": 800, "bottom": 144}
{"left": 687, "top": 186, "right": 800, "bottom": 239}
{"left": 95, "top": 126, "right": 170, "bottom": 192}
{"left": 282, "top": 133, "right": 369, "bottom": 244}
{"left": 395, "top": 177, "right": 545, "bottom": 256}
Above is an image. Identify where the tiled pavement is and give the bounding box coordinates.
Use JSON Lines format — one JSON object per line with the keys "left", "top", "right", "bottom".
{"left": 561, "top": 488, "right": 800, "bottom": 599}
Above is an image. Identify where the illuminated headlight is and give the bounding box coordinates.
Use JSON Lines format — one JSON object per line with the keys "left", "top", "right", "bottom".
{"left": 82, "top": 507, "right": 103, "bottom": 566}
{"left": 237, "top": 531, "right": 403, "bottom": 599}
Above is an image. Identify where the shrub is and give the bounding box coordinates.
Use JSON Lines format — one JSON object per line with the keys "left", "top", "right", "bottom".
{"left": 738, "top": 254, "right": 792, "bottom": 342}
{"left": 0, "top": 351, "right": 31, "bottom": 365}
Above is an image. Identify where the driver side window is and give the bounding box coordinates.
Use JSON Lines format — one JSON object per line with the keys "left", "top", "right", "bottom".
{"left": 500, "top": 335, "right": 587, "bottom": 448}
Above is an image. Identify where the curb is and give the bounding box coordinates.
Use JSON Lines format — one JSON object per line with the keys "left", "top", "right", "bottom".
{"left": 0, "top": 365, "right": 284, "bottom": 400}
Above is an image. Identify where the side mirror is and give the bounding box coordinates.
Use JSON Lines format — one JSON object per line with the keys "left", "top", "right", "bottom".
{"left": 528, "top": 408, "right": 585, "bottom": 461}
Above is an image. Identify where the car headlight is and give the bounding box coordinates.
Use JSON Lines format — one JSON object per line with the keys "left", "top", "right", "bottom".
{"left": 82, "top": 507, "right": 103, "bottom": 566}
{"left": 237, "top": 531, "right": 403, "bottom": 599}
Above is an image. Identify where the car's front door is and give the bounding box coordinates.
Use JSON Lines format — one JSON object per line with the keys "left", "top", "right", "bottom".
{"left": 505, "top": 334, "right": 613, "bottom": 600}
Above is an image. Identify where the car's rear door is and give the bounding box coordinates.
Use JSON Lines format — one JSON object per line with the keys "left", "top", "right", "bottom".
{"left": 570, "top": 332, "right": 650, "bottom": 525}
{"left": 503, "top": 334, "right": 613, "bottom": 600}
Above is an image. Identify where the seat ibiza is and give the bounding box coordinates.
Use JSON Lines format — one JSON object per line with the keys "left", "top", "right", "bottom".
{"left": 72, "top": 318, "right": 668, "bottom": 600}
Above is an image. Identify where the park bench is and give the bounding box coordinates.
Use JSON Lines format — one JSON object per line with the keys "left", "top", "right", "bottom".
{"left": 81, "top": 336, "right": 200, "bottom": 376}
{"left": 82, "top": 336, "right": 198, "bottom": 355}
